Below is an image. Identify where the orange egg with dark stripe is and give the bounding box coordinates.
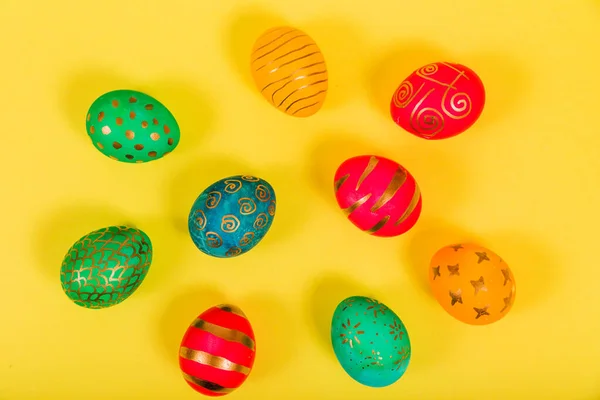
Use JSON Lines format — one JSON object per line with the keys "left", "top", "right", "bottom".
{"left": 250, "top": 26, "right": 328, "bottom": 117}
{"left": 333, "top": 155, "right": 422, "bottom": 237}
{"left": 178, "top": 304, "right": 256, "bottom": 396}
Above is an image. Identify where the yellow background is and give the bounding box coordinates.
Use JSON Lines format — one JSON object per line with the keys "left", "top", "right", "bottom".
{"left": 1, "top": 0, "right": 599, "bottom": 399}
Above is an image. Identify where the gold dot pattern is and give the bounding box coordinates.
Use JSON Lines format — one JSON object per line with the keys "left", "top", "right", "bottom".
{"left": 251, "top": 26, "right": 328, "bottom": 117}
{"left": 85, "top": 90, "right": 180, "bottom": 163}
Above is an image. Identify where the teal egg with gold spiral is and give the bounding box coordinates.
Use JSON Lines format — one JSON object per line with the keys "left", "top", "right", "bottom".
{"left": 85, "top": 89, "right": 180, "bottom": 163}
{"left": 60, "top": 225, "right": 153, "bottom": 309}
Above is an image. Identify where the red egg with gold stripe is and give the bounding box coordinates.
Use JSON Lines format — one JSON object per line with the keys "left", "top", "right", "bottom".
{"left": 178, "top": 304, "right": 256, "bottom": 396}
{"left": 333, "top": 155, "right": 422, "bottom": 237}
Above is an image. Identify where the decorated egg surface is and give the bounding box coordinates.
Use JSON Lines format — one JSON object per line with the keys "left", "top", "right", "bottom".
{"left": 179, "top": 304, "right": 256, "bottom": 396}
{"left": 429, "top": 243, "right": 516, "bottom": 325}
{"left": 390, "top": 62, "right": 485, "bottom": 140}
{"left": 250, "top": 26, "right": 328, "bottom": 117}
{"left": 85, "top": 89, "right": 180, "bottom": 163}
{"left": 60, "top": 225, "right": 152, "bottom": 309}
{"left": 331, "top": 296, "right": 411, "bottom": 388}
{"left": 188, "top": 175, "right": 276, "bottom": 258}
{"left": 333, "top": 155, "right": 422, "bottom": 237}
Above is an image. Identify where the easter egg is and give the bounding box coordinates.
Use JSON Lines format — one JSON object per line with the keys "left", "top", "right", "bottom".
{"left": 428, "top": 243, "right": 516, "bottom": 325}
{"left": 390, "top": 62, "right": 485, "bottom": 140}
{"left": 331, "top": 296, "right": 411, "bottom": 388}
{"left": 60, "top": 225, "right": 152, "bottom": 309}
{"left": 179, "top": 304, "right": 256, "bottom": 396}
{"left": 188, "top": 175, "right": 276, "bottom": 258}
{"left": 250, "top": 26, "right": 328, "bottom": 117}
{"left": 333, "top": 155, "right": 422, "bottom": 237}
{"left": 85, "top": 89, "right": 180, "bottom": 163}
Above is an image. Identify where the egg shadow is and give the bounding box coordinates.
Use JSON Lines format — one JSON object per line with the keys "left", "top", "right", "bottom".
{"left": 300, "top": 18, "right": 367, "bottom": 110}
{"left": 224, "top": 5, "right": 288, "bottom": 93}
{"left": 164, "top": 155, "right": 309, "bottom": 249}
{"left": 155, "top": 285, "right": 225, "bottom": 366}
{"left": 365, "top": 41, "right": 446, "bottom": 120}
{"left": 30, "top": 202, "right": 186, "bottom": 295}
{"left": 304, "top": 272, "right": 377, "bottom": 355}
{"left": 365, "top": 44, "right": 528, "bottom": 135}
{"left": 31, "top": 203, "right": 128, "bottom": 282}
{"left": 58, "top": 68, "right": 215, "bottom": 155}
{"left": 306, "top": 131, "right": 469, "bottom": 216}
{"left": 240, "top": 293, "right": 296, "bottom": 380}
{"left": 401, "top": 217, "right": 483, "bottom": 299}
{"left": 484, "top": 230, "right": 561, "bottom": 313}
{"left": 305, "top": 131, "right": 388, "bottom": 206}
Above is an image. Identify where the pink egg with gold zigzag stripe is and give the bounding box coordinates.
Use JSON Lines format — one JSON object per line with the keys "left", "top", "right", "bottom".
{"left": 333, "top": 155, "right": 422, "bottom": 237}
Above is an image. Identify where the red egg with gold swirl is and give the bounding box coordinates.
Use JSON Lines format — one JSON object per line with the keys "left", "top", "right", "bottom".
{"left": 390, "top": 62, "right": 485, "bottom": 140}
{"left": 178, "top": 304, "right": 256, "bottom": 396}
{"left": 333, "top": 155, "right": 422, "bottom": 237}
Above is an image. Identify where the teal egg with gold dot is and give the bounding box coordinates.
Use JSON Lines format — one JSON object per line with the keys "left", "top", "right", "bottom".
{"left": 60, "top": 225, "right": 153, "bottom": 309}
{"left": 85, "top": 89, "right": 180, "bottom": 163}
{"left": 330, "top": 296, "right": 411, "bottom": 388}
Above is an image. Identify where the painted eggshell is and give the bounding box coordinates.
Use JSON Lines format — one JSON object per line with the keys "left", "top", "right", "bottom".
{"left": 250, "top": 26, "right": 328, "bottom": 117}
{"left": 390, "top": 62, "right": 485, "bottom": 140}
{"left": 188, "top": 175, "right": 276, "bottom": 258}
{"left": 429, "top": 243, "right": 516, "bottom": 325}
{"left": 333, "top": 155, "right": 422, "bottom": 237}
{"left": 179, "top": 304, "right": 256, "bottom": 396}
{"left": 60, "top": 225, "right": 152, "bottom": 309}
{"left": 85, "top": 89, "right": 180, "bottom": 163}
{"left": 331, "top": 296, "right": 411, "bottom": 388}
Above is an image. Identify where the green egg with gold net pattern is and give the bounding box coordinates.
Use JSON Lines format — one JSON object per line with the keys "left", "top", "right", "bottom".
{"left": 85, "top": 89, "right": 180, "bottom": 163}
{"left": 60, "top": 225, "right": 153, "bottom": 309}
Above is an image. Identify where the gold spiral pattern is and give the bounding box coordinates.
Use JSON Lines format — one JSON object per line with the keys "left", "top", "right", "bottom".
{"left": 206, "top": 191, "right": 221, "bottom": 209}
{"left": 238, "top": 197, "right": 257, "bottom": 215}
{"left": 239, "top": 232, "right": 255, "bottom": 247}
{"left": 224, "top": 179, "right": 242, "bottom": 193}
{"left": 221, "top": 215, "right": 241, "bottom": 233}
{"left": 193, "top": 209, "right": 207, "bottom": 231}
{"left": 267, "top": 200, "right": 276, "bottom": 216}
{"left": 411, "top": 107, "right": 444, "bottom": 138}
{"left": 255, "top": 184, "right": 271, "bottom": 202}
{"left": 253, "top": 212, "right": 269, "bottom": 230}
{"left": 205, "top": 232, "right": 223, "bottom": 248}
{"left": 251, "top": 26, "right": 328, "bottom": 117}
{"left": 441, "top": 89, "right": 472, "bottom": 120}
{"left": 225, "top": 247, "right": 243, "bottom": 257}
{"left": 392, "top": 81, "right": 415, "bottom": 109}
{"left": 418, "top": 63, "right": 438, "bottom": 76}
{"left": 241, "top": 175, "right": 260, "bottom": 182}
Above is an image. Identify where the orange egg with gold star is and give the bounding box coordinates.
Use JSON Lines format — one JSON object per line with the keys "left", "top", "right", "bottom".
{"left": 428, "top": 243, "right": 516, "bottom": 325}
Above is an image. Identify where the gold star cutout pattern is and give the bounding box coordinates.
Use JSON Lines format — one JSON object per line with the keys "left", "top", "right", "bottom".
{"left": 432, "top": 266, "right": 441, "bottom": 280}
{"left": 447, "top": 264, "right": 460, "bottom": 276}
{"left": 475, "top": 251, "right": 490, "bottom": 263}
{"left": 473, "top": 306, "right": 490, "bottom": 319}
{"left": 450, "top": 244, "right": 464, "bottom": 251}
{"left": 449, "top": 289, "right": 463, "bottom": 306}
{"left": 501, "top": 269, "right": 512, "bottom": 286}
{"left": 501, "top": 291, "right": 514, "bottom": 313}
{"left": 470, "top": 276, "right": 488, "bottom": 295}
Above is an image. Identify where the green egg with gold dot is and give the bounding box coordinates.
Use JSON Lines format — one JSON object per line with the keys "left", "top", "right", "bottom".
{"left": 60, "top": 225, "right": 153, "bottom": 309}
{"left": 85, "top": 89, "right": 180, "bottom": 163}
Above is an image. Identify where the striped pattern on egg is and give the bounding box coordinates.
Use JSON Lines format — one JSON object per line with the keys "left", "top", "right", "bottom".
{"left": 250, "top": 26, "right": 328, "bottom": 117}
{"left": 179, "top": 304, "right": 256, "bottom": 396}
{"left": 333, "top": 155, "right": 422, "bottom": 237}
{"left": 85, "top": 89, "right": 180, "bottom": 163}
